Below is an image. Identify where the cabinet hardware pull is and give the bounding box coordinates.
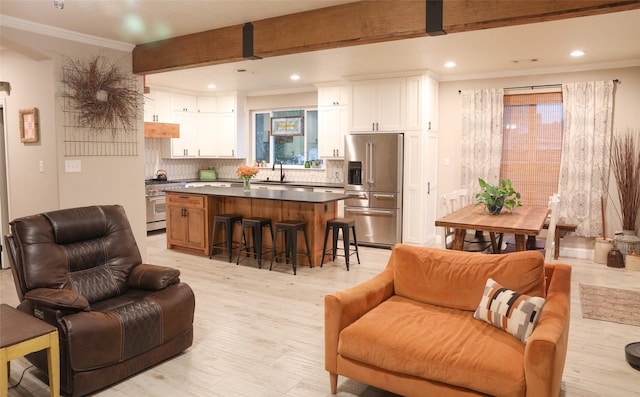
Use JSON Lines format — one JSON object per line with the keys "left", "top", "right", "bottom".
{"left": 427, "top": 182, "right": 431, "bottom": 194}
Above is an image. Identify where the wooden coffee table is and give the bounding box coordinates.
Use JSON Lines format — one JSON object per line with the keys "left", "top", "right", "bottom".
{"left": 0, "top": 304, "right": 59, "bottom": 397}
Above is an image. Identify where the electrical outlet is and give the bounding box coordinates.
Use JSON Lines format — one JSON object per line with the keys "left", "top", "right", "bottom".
{"left": 65, "top": 159, "right": 82, "bottom": 173}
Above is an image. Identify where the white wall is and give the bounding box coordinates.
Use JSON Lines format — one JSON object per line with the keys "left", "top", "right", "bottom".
{"left": 0, "top": 27, "right": 148, "bottom": 258}
{"left": 437, "top": 66, "right": 640, "bottom": 255}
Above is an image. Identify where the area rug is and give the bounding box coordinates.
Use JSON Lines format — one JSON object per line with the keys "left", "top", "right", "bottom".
{"left": 579, "top": 284, "right": 640, "bottom": 327}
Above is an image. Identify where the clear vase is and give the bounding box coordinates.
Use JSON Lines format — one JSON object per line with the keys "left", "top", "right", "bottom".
{"left": 243, "top": 177, "right": 251, "bottom": 193}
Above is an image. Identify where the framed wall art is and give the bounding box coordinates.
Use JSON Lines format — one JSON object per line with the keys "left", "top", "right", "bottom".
{"left": 270, "top": 116, "right": 303, "bottom": 136}
{"left": 19, "top": 107, "right": 40, "bottom": 143}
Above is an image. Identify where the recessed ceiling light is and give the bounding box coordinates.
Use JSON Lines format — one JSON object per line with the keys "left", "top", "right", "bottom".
{"left": 444, "top": 61, "right": 456, "bottom": 68}
{"left": 207, "top": 84, "right": 216, "bottom": 89}
{"left": 290, "top": 74, "right": 301, "bottom": 81}
{"left": 570, "top": 50, "right": 586, "bottom": 57}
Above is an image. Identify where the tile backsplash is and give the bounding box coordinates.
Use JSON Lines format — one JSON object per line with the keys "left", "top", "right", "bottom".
{"left": 145, "top": 138, "right": 344, "bottom": 184}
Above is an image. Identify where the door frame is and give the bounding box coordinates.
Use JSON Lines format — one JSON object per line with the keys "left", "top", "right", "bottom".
{"left": 0, "top": 99, "right": 12, "bottom": 269}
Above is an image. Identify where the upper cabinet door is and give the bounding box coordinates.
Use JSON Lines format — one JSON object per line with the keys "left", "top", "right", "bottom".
{"left": 197, "top": 96, "right": 217, "bottom": 113}
{"left": 350, "top": 78, "right": 405, "bottom": 132}
{"left": 144, "top": 90, "right": 173, "bottom": 122}
{"left": 318, "top": 85, "right": 349, "bottom": 106}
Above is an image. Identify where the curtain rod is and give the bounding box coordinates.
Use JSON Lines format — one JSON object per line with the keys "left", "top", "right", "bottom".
{"left": 457, "top": 79, "right": 620, "bottom": 94}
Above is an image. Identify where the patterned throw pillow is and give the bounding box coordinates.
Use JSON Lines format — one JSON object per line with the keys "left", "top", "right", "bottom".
{"left": 474, "top": 278, "right": 546, "bottom": 343}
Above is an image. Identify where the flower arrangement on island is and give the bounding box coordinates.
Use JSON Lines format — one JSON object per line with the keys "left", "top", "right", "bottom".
{"left": 236, "top": 165, "right": 259, "bottom": 192}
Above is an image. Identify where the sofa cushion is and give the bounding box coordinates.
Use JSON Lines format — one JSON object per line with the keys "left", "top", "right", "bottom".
{"left": 338, "top": 295, "right": 526, "bottom": 397}
{"left": 474, "top": 278, "right": 545, "bottom": 343}
{"left": 392, "top": 245, "right": 546, "bottom": 311}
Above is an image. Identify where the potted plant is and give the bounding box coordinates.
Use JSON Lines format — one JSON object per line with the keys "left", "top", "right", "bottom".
{"left": 475, "top": 178, "right": 522, "bottom": 214}
{"left": 611, "top": 128, "right": 640, "bottom": 258}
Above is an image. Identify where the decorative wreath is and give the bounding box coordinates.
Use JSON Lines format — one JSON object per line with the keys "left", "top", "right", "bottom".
{"left": 60, "top": 56, "right": 141, "bottom": 132}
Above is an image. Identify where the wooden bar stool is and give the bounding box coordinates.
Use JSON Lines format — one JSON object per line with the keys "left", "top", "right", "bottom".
{"left": 236, "top": 217, "right": 273, "bottom": 269}
{"left": 321, "top": 218, "right": 360, "bottom": 271}
{"left": 270, "top": 220, "right": 311, "bottom": 275}
{"left": 209, "top": 214, "right": 243, "bottom": 262}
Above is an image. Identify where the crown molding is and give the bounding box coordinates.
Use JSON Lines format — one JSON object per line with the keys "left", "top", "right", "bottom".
{"left": 0, "top": 15, "right": 135, "bottom": 52}
{"left": 438, "top": 59, "right": 640, "bottom": 83}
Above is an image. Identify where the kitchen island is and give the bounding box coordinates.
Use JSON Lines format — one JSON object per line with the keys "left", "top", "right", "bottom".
{"left": 165, "top": 186, "right": 350, "bottom": 268}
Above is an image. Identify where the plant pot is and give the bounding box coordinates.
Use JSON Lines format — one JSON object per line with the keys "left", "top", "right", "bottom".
{"left": 485, "top": 197, "right": 505, "bottom": 215}
{"left": 594, "top": 237, "right": 614, "bottom": 264}
{"left": 626, "top": 254, "right": 640, "bottom": 271}
{"left": 614, "top": 230, "right": 640, "bottom": 260}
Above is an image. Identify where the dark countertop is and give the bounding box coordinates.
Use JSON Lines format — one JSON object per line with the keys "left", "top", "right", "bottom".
{"left": 180, "top": 178, "right": 344, "bottom": 189}
{"left": 167, "top": 186, "right": 350, "bottom": 203}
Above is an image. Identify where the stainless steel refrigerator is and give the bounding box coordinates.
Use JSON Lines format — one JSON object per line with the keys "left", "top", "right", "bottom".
{"left": 343, "top": 133, "right": 403, "bottom": 248}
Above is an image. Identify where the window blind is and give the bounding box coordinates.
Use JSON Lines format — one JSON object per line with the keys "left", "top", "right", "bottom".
{"left": 500, "top": 92, "right": 563, "bottom": 208}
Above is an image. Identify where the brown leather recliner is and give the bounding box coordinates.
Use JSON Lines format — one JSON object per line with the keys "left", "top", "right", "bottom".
{"left": 5, "top": 205, "right": 195, "bottom": 397}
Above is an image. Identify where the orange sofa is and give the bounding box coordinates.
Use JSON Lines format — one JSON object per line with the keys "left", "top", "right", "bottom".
{"left": 325, "top": 245, "right": 571, "bottom": 397}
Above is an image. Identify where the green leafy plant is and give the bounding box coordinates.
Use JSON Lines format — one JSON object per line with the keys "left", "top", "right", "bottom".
{"left": 475, "top": 178, "right": 522, "bottom": 214}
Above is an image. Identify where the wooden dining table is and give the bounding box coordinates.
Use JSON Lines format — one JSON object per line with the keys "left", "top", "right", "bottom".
{"left": 435, "top": 204, "right": 549, "bottom": 253}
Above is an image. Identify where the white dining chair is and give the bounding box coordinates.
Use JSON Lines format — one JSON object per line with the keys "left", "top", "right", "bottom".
{"left": 440, "top": 189, "right": 492, "bottom": 252}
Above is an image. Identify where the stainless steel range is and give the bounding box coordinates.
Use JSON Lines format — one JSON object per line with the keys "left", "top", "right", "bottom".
{"left": 145, "top": 179, "right": 186, "bottom": 232}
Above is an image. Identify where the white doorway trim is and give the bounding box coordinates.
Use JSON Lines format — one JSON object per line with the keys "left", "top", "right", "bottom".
{"left": 0, "top": 99, "right": 12, "bottom": 269}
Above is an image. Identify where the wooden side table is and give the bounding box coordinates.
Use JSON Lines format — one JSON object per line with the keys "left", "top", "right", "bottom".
{"left": 0, "top": 304, "right": 60, "bottom": 397}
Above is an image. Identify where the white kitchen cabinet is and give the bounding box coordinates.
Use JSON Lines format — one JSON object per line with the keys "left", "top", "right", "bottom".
{"left": 424, "top": 76, "right": 439, "bottom": 132}
{"left": 318, "top": 85, "right": 349, "bottom": 158}
{"left": 405, "top": 74, "right": 439, "bottom": 132}
{"left": 172, "top": 93, "right": 197, "bottom": 112}
{"left": 318, "top": 105, "right": 348, "bottom": 158}
{"left": 350, "top": 78, "right": 405, "bottom": 132}
{"left": 162, "top": 111, "right": 198, "bottom": 158}
{"left": 144, "top": 90, "right": 173, "bottom": 122}
{"left": 215, "top": 112, "right": 239, "bottom": 157}
{"left": 318, "top": 85, "right": 349, "bottom": 106}
{"left": 195, "top": 112, "right": 218, "bottom": 157}
{"left": 197, "top": 96, "right": 217, "bottom": 113}
{"left": 163, "top": 92, "right": 245, "bottom": 159}
{"left": 216, "top": 95, "right": 236, "bottom": 113}
{"left": 402, "top": 130, "right": 438, "bottom": 246}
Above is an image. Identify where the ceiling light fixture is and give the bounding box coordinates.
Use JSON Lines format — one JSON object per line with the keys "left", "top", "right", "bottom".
{"left": 53, "top": 0, "right": 64, "bottom": 9}
{"left": 290, "top": 74, "right": 301, "bottom": 81}
{"left": 207, "top": 84, "right": 216, "bottom": 89}
{"left": 444, "top": 61, "right": 456, "bottom": 68}
{"left": 570, "top": 50, "right": 586, "bottom": 57}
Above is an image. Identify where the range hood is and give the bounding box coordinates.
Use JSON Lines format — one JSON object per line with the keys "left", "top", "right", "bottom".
{"left": 144, "top": 122, "right": 180, "bottom": 138}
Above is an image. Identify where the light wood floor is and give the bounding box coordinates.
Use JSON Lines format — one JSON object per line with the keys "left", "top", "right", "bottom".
{"left": 2, "top": 233, "right": 640, "bottom": 396}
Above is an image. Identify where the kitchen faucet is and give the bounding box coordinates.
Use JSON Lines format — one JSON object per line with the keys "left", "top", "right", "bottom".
{"left": 272, "top": 161, "right": 285, "bottom": 182}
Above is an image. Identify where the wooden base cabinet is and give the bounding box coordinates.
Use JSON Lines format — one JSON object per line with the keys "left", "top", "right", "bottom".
{"left": 166, "top": 194, "right": 211, "bottom": 255}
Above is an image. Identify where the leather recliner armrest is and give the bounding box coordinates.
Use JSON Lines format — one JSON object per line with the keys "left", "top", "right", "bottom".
{"left": 25, "top": 288, "right": 91, "bottom": 312}
{"left": 128, "top": 263, "right": 180, "bottom": 291}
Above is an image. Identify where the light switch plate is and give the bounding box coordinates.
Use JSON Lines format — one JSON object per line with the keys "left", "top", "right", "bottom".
{"left": 65, "top": 159, "right": 81, "bottom": 173}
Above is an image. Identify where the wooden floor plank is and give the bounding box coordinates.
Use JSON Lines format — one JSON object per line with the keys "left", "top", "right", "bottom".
{"left": 1, "top": 232, "right": 639, "bottom": 396}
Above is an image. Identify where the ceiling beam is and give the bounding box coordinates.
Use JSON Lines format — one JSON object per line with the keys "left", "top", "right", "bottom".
{"left": 132, "top": 0, "right": 640, "bottom": 75}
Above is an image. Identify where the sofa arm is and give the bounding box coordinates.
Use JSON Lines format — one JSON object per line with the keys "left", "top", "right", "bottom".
{"left": 128, "top": 263, "right": 180, "bottom": 290}
{"left": 524, "top": 263, "right": 572, "bottom": 397}
{"left": 25, "top": 288, "right": 90, "bottom": 312}
{"left": 324, "top": 265, "right": 394, "bottom": 375}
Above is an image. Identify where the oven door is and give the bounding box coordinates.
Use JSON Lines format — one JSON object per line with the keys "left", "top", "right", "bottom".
{"left": 146, "top": 195, "right": 167, "bottom": 231}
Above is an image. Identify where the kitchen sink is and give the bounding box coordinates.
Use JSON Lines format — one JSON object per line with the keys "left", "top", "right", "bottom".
{"left": 255, "top": 179, "right": 290, "bottom": 184}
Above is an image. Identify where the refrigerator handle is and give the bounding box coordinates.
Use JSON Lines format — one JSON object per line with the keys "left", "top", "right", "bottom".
{"left": 368, "top": 141, "right": 374, "bottom": 185}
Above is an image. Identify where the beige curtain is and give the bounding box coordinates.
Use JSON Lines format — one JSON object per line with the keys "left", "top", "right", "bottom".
{"left": 461, "top": 89, "right": 504, "bottom": 195}
{"left": 559, "top": 81, "right": 614, "bottom": 237}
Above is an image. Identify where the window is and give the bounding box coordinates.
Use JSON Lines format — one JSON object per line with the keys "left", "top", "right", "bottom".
{"left": 500, "top": 92, "right": 563, "bottom": 208}
{"left": 253, "top": 109, "right": 319, "bottom": 166}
